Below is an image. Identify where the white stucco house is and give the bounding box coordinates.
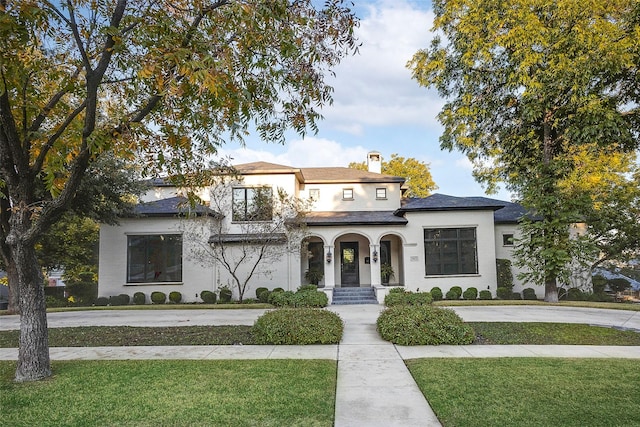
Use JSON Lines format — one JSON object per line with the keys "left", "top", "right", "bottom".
{"left": 98, "top": 152, "right": 537, "bottom": 303}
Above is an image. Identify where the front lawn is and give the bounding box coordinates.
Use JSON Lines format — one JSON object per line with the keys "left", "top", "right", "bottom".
{"left": 407, "top": 358, "right": 640, "bottom": 427}
{"left": 0, "top": 360, "right": 336, "bottom": 427}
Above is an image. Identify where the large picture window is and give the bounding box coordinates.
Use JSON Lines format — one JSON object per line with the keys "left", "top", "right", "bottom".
{"left": 127, "top": 235, "right": 182, "bottom": 283}
{"left": 424, "top": 228, "right": 478, "bottom": 275}
{"left": 232, "top": 187, "right": 273, "bottom": 221}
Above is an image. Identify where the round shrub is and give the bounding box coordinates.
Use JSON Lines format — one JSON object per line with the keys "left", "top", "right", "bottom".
{"left": 200, "top": 290, "right": 217, "bottom": 304}
{"left": 133, "top": 292, "right": 146, "bottom": 305}
{"left": 119, "top": 294, "right": 130, "bottom": 305}
{"left": 479, "top": 290, "right": 492, "bottom": 300}
{"left": 272, "top": 287, "right": 284, "bottom": 293}
{"left": 219, "top": 287, "right": 232, "bottom": 303}
{"left": 567, "top": 287, "right": 585, "bottom": 301}
{"left": 522, "top": 288, "right": 537, "bottom": 300}
{"left": 169, "top": 291, "right": 182, "bottom": 304}
{"left": 511, "top": 292, "right": 522, "bottom": 300}
{"left": 253, "top": 308, "right": 343, "bottom": 344}
{"left": 255, "top": 287, "right": 268, "bottom": 299}
{"left": 445, "top": 289, "right": 459, "bottom": 300}
{"left": 377, "top": 305, "right": 474, "bottom": 346}
{"left": 109, "top": 294, "right": 129, "bottom": 306}
{"left": 257, "top": 289, "right": 271, "bottom": 303}
{"left": 150, "top": 291, "right": 166, "bottom": 304}
{"left": 430, "top": 287, "right": 443, "bottom": 301}
{"left": 496, "top": 287, "right": 511, "bottom": 300}
{"left": 462, "top": 287, "right": 478, "bottom": 300}
{"left": 94, "top": 296, "right": 109, "bottom": 306}
{"left": 450, "top": 286, "right": 463, "bottom": 299}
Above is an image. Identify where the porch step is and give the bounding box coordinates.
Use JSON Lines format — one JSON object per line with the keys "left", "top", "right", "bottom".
{"left": 332, "top": 287, "right": 378, "bottom": 305}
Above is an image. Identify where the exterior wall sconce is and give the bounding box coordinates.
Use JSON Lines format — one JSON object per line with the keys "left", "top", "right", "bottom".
{"left": 372, "top": 250, "right": 378, "bottom": 263}
{"left": 326, "top": 249, "right": 332, "bottom": 264}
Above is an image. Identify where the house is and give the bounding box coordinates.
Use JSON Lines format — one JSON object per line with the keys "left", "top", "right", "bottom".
{"left": 98, "top": 152, "right": 539, "bottom": 303}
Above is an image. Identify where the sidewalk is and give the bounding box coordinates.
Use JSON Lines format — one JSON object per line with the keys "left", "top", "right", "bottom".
{"left": 1, "top": 305, "right": 639, "bottom": 427}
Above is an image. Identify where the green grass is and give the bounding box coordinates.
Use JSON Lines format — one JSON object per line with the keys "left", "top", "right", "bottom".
{"left": 407, "top": 358, "right": 640, "bottom": 427}
{"left": 434, "top": 299, "right": 640, "bottom": 311}
{"left": 0, "top": 359, "right": 336, "bottom": 427}
{"left": 470, "top": 322, "right": 640, "bottom": 345}
{"left": 0, "top": 326, "right": 256, "bottom": 348}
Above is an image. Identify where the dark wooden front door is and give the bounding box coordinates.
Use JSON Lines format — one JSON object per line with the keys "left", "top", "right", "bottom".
{"left": 340, "top": 242, "right": 359, "bottom": 286}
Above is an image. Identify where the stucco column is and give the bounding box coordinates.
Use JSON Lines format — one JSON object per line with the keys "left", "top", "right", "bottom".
{"left": 370, "top": 244, "right": 381, "bottom": 286}
{"left": 323, "top": 244, "right": 335, "bottom": 288}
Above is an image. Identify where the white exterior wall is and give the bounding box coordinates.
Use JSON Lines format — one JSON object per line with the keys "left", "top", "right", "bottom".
{"left": 98, "top": 218, "right": 214, "bottom": 303}
{"left": 300, "top": 182, "right": 402, "bottom": 211}
{"left": 493, "top": 224, "right": 542, "bottom": 297}
{"left": 401, "top": 210, "right": 499, "bottom": 295}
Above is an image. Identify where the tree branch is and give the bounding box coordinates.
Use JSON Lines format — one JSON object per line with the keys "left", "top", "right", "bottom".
{"left": 65, "top": 0, "right": 92, "bottom": 72}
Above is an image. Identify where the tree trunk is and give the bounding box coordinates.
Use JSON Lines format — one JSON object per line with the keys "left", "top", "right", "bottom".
{"left": 13, "top": 241, "right": 50, "bottom": 382}
{"left": 544, "top": 276, "right": 559, "bottom": 303}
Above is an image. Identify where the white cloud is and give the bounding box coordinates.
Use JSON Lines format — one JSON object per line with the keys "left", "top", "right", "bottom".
{"left": 323, "top": 1, "right": 443, "bottom": 132}
{"left": 455, "top": 156, "right": 474, "bottom": 170}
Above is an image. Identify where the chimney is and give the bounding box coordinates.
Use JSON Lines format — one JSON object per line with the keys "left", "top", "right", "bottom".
{"left": 367, "top": 151, "right": 382, "bottom": 174}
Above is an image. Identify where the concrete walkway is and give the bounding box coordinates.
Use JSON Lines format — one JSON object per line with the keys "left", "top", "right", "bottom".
{"left": 1, "top": 305, "right": 639, "bottom": 427}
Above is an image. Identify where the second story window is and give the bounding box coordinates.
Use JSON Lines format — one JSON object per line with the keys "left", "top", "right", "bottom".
{"left": 376, "top": 188, "right": 387, "bottom": 199}
{"left": 342, "top": 188, "right": 354, "bottom": 200}
{"left": 232, "top": 187, "right": 273, "bottom": 221}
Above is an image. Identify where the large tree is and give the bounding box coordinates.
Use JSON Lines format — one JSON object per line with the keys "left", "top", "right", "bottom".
{"left": 0, "top": 0, "right": 357, "bottom": 382}
{"left": 349, "top": 153, "right": 437, "bottom": 197}
{"left": 409, "top": 0, "right": 640, "bottom": 301}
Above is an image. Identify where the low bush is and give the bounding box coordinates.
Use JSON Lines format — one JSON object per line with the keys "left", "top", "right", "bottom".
{"left": 523, "top": 288, "right": 537, "bottom": 300}
{"left": 200, "top": 290, "right": 217, "bottom": 304}
{"left": 219, "top": 287, "right": 232, "bottom": 303}
{"left": 109, "top": 294, "right": 129, "bottom": 306}
{"left": 445, "top": 290, "right": 459, "bottom": 300}
{"left": 169, "top": 291, "right": 182, "bottom": 304}
{"left": 45, "top": 296, "right": 66, "bottom": 308}
{"left": 377, "top": 305, "right": 474, "bottom": 346}
{"left": 479, "top": 290, "right": 492, "bottom": 300}
{"left": 511, "top": 292, "right": 522, "bottom": 300}
{"left": 567, "top": 288, "right": 585, "bottom": 301}
{"left": 450, "top": 286, "right": 463, "bottom": 299}
{"left": 94, "top": 297, "right": 109, "bottom": 306}
{"left": 496, "top": 287, "right": 511, "bottom": 300}
{"left": 255, "top": 287, "right": 268, "bottom": 299}
{"left": 257, "top": 289, "right": 271, "bottom": 303}
{"left": 253, "top": 308, "right": 343, "bottom": 344}
{"left": 273, "top": 287, "right": 284, "bottom": 293}
{"left": 150, "top": 291, "right": 166, "bottom": 304}
{"left": 133, "top": 292, "right": 146, "bottom": 305}
{"left": 462, "top": 287, "right": 478, "bottom": 300}
{"left": 430, "top": 287, "right": 443, "bottom": 301}
{"left": 298, "top": 284, "right": 318, "bottom": 292}
{"left": 270, "top": 289, "right": 328, "bottom": 308}
{"left": 384, "top": 289, "right": 432, "bottom": 306}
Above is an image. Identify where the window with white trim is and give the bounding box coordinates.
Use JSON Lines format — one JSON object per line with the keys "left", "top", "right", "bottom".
{"left": 342, "top": 188, "right": 353, "bottom": 200}
{"left": 376, "top": 188, "right": 387, "bottom": 199}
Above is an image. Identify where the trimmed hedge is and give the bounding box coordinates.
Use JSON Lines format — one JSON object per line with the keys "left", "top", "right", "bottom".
{"left": 169, "top": 291, "right": 182, "bottom": 304}
{"left": 523, "top": 288, "right": 537, "bottom": 300}
{"left": 377, "top": 305, "right": 474, "bottom": 346}
{"left": 255, "top": 287, "right": 268, "bottom": 299}
{"left": 270, "top": 289, "right": 328, "bottom": 308}
{"left": 109, "top": 294, "right": 129, "bottom": 306}
{"left": 219, "top": 287, "right": 232, "bottom": 303}
{"left": 462, "top": 287, "right": 478, "bottom": 300}
{"left": 252, "top": 308, "right": 343, "bottom": 344}
{"left": 479, "top": 290, "right": 492, "bottom": 300}
{"left": 133, "top": 292, "right": 146, "bottom": 305}
{"left": 445, "top": 289, "right": 459, "bottom": 300}
{"left": 384, "top": 289, "right": 433, "bottom": 307}
{"left": 94, "top": 297, "right": 109, "bottom": 306}
{"left": 200, "top": 290, "right": 217, "bottom": 304}
{"left": 450, "top": 286, "right": 463, "bottom": 299}
{"left": 150, "top": 291, "right": 166, "bottom": 304}
{"left": 257, "top": 289, "right": 271, "bottom": 303}
{"left": 430, "top": 287, "right": 443, "bottom": 301}
{"left": 496, "top": 286, "right": 511, "bottom": 300}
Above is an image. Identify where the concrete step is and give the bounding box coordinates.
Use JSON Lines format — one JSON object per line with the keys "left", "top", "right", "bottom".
{"left": 332, "top": 287, "right": 378, "bottom": 305}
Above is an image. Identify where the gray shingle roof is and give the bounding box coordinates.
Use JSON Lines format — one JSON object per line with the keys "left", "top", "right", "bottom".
{"left": 466, "top": 197, "right": 531, "bottom": 224}
{"left": 132, "top": 196, "right": 217, "bottom": 218}
{"left": 209, "top": 233, "right": 287, "bottom": 244}
{"left": 300, "top": 167, "right": 404, "bottom": 184}
{"left": 398, "top": 193, "right": 507, "bottom": 212}
{"left": 303, "top": 211, "right": 408, "bottom": 226}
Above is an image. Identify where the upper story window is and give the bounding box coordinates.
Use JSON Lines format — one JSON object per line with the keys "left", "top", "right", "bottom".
{"left": 424, "top": 228, "right": 478, "bottom": 276}
{"left": 376, "top": 188, "right": 387, "bottom": 199}
{"left": 232, "top": 187, "right": 273, "bottom": 221}
{"left": 502, "top": 233, "right": 515, "bottom": 246}
{"left": 127, "top": 234, "right": 182, "bottom": 283}
{"left": 309, "top": 189, "right": 320, "bottom": 201}
{"left": 342, "top": 188, "right": 354, "bottom": 200}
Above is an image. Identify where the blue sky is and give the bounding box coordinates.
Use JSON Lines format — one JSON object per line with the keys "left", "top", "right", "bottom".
{"left": 217, "top": 0, "right": 513, "bottom": 201}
